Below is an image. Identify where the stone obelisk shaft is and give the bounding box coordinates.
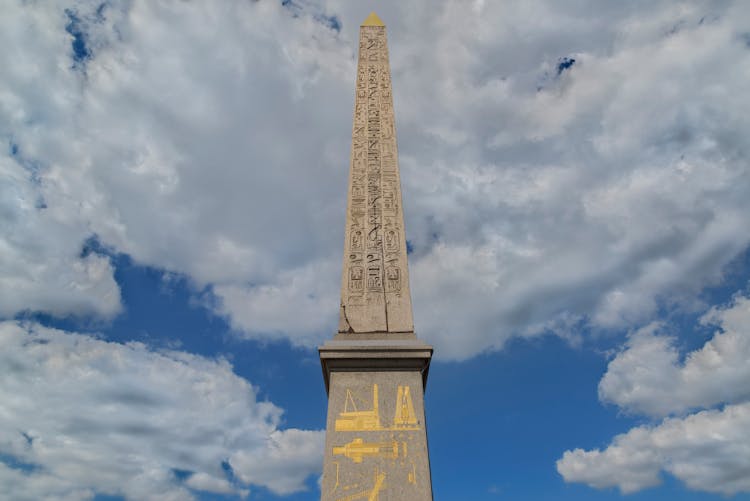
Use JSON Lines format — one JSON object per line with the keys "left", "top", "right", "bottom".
{"left": 320, "top": 13, "right": 433, "bottom": 501}
{"left": 338, "top": 12, "right": 413, "bottom": 335}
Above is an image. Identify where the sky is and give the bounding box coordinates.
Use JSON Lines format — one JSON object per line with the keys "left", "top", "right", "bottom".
{"left": 1, "top": 0, "right": 750, "bottom": 500}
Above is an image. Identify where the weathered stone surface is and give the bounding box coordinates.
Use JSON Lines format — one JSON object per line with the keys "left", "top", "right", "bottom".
{"left": 338, "top": 14, "right": 414, "bottom": 335}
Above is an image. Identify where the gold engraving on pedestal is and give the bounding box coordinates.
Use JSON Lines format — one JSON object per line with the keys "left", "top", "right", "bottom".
{"left": 325, "top": 382, "right": 427, "bottom": 497}
{"left": 332, "top": 462, "right": 341, "bottom": 492}
{"left": 335, "top": 469, "right": 386, "bottom": 501}
{"left": 333, "top": 438, "right": 399, "bottom": 463}
{"left": 335, "top": 385, "right": 382, "bottom": 432}
{"left": 408, "top": 462, "right": 417, "bottom": 484}
{"left": 393, "top": 385, "right": 420, "bottom": 430}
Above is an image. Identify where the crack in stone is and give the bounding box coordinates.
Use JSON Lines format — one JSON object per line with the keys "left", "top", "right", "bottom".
{"left": 339, "top": 302, "right": 355, "bottom": 333}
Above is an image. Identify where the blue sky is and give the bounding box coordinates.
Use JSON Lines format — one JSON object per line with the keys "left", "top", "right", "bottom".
{"left": 2, "top": 1, "right": 750, "bottom": 500}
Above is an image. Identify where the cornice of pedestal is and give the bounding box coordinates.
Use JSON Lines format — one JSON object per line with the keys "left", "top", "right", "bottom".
{"left": 318, "top": 337, "right": 432, "bottom": 394}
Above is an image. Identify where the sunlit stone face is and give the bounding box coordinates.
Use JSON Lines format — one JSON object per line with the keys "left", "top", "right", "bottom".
{"left": 338, "top": 17, "right": 414, "bottom": 336}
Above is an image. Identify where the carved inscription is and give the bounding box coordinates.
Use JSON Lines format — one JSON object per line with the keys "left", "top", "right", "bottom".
{"left": 347, "top": 41, "right": 368, "bottom": 296}
{"left": 385, "top": 230, "right": 398, "bottom": 252}
{"left": 324, "top": 379, "right": 429, "bottom": 499}
{"left": 351, "top": 229, "right": 363, "bottom": 251}
{"left": 386, "top": 267, "right": 400, "bottom": 292}
{"left": 340, "top": 24, "right": 413, "bottom": 331}
{"left": 364, "top": 33, "right": 384, "bottom": 295}
{"left": 349, "top": 266, "right": 363, "bottom": 291}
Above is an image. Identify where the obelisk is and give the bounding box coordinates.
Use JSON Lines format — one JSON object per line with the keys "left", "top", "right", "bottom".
{"left": 319, "top": 12, "right": 433, "bottom": 500}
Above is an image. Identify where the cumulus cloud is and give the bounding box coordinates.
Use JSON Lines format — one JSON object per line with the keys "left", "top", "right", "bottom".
{"left": 231, "top": 428, "right": 327, "bottom": 495}
{"left": 0, "top": 3, "right": 121, "bottom": 319}
{"left": 0, "top": 154, "right": 121, "bottom": 318}
{"left": 599, "top": 296, "right": 750, "bottom": 417}
{"left": 2, "top": 0, "right": 750, "bottom": 358}
{"left": 1, "top": 0, "right": 351, "bottom": 341}
{"left": 212, "top": 258, "right": 340, "bottom": 345}
{"left": 557, "top": 403, "right": 750, "bottom": 495}
{"left": 558, "top": 292, "right": 750, "bottom": 494}
{"left": 393, "top": 1, "right": 750, "bottom": 357}
{"left": 0, "top": 321, "right": 324, "bottom": 500}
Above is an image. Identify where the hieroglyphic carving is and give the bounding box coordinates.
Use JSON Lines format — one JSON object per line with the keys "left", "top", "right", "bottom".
{"left": 365, "top": 51, "right": 383, "bottom": 296}
{"left": 340, "top": 20, "right": 414, "bottom": 333}
{"left": 385, "top": 230, "right": 398, "bottom": 252}
{"left": 335, "top": 470, "right": 385, "bottom": 501}
{"left": 333, "top": 438, "right": 401, "bottom": 463}
{"left": 335, "top": 385, "right": 382, "bottom": 432}
{"left": 334, "top": 384, "right": 422, "bottom": 432}
{"left": 408, "top": 462, "right": 417, "bottom": 485}
{"left": 385, "top": 267, "right": 400, "bottom": 293}
{"left": 349, "top": 266, "right": 364, "bottom": 292}
{"left": 392, "top": 385, "right": 418, "bottom": 429}
{"left": 326, "top": 380, "right": 427, "bottom": 498}
{"left": 347, "top": 52, "right": 368, "bottom": 300}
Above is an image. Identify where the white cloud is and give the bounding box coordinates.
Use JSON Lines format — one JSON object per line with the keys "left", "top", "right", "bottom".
{"left": 231, "top": 429, "right": 327, "bottom": 496}
{"left": 0, "top": 1, "right": 121, "bottom": 319}
{"left": 0, "top": 0, "right": 352, "bottom": 328}
{"left": 557, "top": 402, "right": 750, "bottom": 495}
{"left": 599, "top": 295, "right": 750, "bottom": 417}
{"left": 0, "top": 154, "right": 121, "bottom": 319}
{"left": 212, "top": 258, "right": 340, "bottom": 345}
{"left": 0, "top": 321, "right": 323, "bottom": 500}
{"left": 397, "top": 1, "right": 750, "bottom": 357}
{"left": 559, "top": 292, "right": 750, "bottom": 494}
{"left": 184, "top": 473, "right": 246, "bottom": 498}
{"left": 2, "top": 0, "right": 750, "bottom": 359}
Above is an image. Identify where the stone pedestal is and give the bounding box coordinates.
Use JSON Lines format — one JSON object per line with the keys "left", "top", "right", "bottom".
{"left": 319, "top": 340, "right": 433, "bottom": 500}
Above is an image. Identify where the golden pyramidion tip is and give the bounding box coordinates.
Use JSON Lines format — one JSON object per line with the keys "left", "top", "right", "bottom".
{"left": 361, "top": 11, "right": 384, "bottom": 26}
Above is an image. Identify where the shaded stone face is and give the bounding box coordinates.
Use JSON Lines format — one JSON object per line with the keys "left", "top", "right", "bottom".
{"left": 321, "top": 371, "right": 432, "bottom": 500}
{"left": 339, "top": 18, "right": 414, "bottom": 335}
